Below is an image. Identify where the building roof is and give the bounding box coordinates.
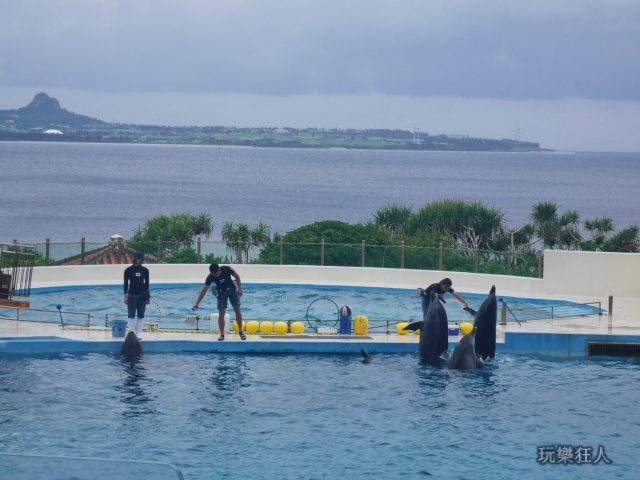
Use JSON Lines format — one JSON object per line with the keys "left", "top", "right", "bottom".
{"left": 54, "top": 245, "right": 159, "bottom": 265}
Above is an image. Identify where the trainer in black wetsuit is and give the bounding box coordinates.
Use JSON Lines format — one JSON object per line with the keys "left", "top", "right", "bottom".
{"left": 123, "top": 251, "right": 150, "bottom": 337}
{"left": 192, "top": 263, "right": 246, "bottom": 341}
{"left": 420, "top": 277, "right": 468, "bottom": 319}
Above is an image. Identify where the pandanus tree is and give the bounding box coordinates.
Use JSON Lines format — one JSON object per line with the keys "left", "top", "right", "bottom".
{"left": 530, "top": 202, "right": 583, "bottom": 250}
{"left": 373, "top": 203, "right": 413, "bottom": 238}
{"left": 127, "top": 212, "right": 213, "bottom": 256}
{"left": 582, "top": 217, "right": 615, "bottom": 251}
{"left": 407, "top": 199, "right": 506, "bottom": 253}
{"left": 530, "top": 201, "right": 561, "bottom": 249}
{"left": 221, "top": 221, "right": 271, "bottom": 263}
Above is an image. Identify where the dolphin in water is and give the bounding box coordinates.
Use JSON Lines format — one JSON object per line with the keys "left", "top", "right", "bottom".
{"left": 473, "top": 285, "right": 497, "bottom": 360}
{"left": 404, "top": 292, "right": 448, "bottom": 365}
{"left": 121, "top": 331, "right": 143, "bottom": 358}
{"left": 448, "top": 285, "right": 497, "bottom": 370}
{"left": 360, "top": 348, "right": 372, "bottom": 364}
{"left": 448, "top": 327, "right": 484, "bottom": 370}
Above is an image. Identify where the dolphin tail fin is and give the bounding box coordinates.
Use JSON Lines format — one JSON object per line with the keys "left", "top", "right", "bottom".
{"left": 403, "top": 321, "right": 422, "bottom": 332}
{"left": 360, "top": 348, "right": 372, "bottom": 363}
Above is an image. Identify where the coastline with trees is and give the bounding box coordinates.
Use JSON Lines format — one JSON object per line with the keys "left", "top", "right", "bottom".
{"left": 22, "top": 200, "right": 637, "bottom": 278}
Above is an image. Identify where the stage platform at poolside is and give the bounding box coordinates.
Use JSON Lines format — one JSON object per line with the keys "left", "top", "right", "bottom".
{"left": 2, "top": 297, "right": 640, "bottom": 358}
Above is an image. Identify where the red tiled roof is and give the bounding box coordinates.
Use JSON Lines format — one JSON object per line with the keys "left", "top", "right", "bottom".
{"left": 54, "top": 246, "right": 160, "bottom": 265}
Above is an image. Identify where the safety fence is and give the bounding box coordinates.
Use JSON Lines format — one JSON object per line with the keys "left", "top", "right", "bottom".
{"left": 0, "top": 304, "right": 92, "bottom": 327}
{"left": 102, "top": 312, "right": 420, "bottom": 335}
{"left": 499, "top": 300, "right": 604, "bottom": 325}
{"left": 1, "top": 300, "right": 608, "bottom": 334}
{"left": 9, "top": 239, "right": 544, "bottom": 278}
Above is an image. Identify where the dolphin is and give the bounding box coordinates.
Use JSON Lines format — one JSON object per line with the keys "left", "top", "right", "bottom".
{"left": 448, "top": 286, "right": 497, "bottom": 369}
{"left": 473, "top": 285, "right": 497, "bottom": 360}
{"left": 121, "top": 331, "right": 143, "bottom": 358}
{"left": 360, "top": 348, "right": 372, "bottom": 364}
{"left": 448, "top": 327, "right": 484, "bottom": 370}
{"left": 414, "top": 292, "right": 449, "bottom": 365}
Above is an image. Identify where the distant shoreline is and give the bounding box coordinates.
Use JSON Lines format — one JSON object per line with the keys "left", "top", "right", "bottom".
{"left": 0, "top": 93, "right": 548, "bottom": 153}
{"left": 0, "top": 137, "right": 549, "bottom": 153}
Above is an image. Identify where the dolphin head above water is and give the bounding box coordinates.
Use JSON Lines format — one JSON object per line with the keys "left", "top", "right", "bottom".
{"left": 121, "top": 331, "right": 143, "bottom": 358}
{"left": 448, "top": 285, "right": 497, "bottom": 370}
{"left": 448, "top": 327, "right": 484, "bottom": 369}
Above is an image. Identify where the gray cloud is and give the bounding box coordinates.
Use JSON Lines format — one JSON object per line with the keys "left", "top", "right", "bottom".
{"left": 1, "top": 0, "right": 639, "bottom": 100}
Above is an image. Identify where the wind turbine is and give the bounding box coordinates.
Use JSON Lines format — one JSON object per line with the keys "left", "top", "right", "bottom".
{"left": 410, "top": 123, "right": 422, "bottom": 144}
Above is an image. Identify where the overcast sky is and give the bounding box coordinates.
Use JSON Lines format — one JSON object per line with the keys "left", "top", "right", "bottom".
{"left": 1, "top": 0, "right": 639, "bottom": 151}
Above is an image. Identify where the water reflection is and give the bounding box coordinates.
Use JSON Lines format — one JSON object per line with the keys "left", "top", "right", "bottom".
{"left": 446, "top": 364, "right": 503, "bottom": 400}
{"left": 205, "top": 355, "right": 250, "bottom": 404}
{"left": 415, "top": 363, "right": 449, "bottom": 398}
{"left": 116, "top": 355, "right": 157, "bottom": 418}
{"left": 412, "top": 357, "right": 506, "bottom": 409}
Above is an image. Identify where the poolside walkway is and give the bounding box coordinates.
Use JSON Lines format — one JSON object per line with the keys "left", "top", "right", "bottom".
{"left": 2, "top": 297, "right": 640, "bottom": 357}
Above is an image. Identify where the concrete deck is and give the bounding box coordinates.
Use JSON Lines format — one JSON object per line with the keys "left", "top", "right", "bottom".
{"left": 2, "top": 262, "right": 639, "bottom": 358}
{"left": 2, "top": 299, "right": 639, "bottom": 357}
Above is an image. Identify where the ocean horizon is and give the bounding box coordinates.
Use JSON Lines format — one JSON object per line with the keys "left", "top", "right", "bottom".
{"left": 1, "top": 141, "right": 638, "bottom": 243}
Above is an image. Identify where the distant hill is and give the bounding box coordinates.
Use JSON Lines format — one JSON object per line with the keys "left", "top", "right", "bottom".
{"left": 0, "top": 93, "right": 544, "bottom": 151}
{"left": 0, "top": 93, "right": 105, "bottom": 130}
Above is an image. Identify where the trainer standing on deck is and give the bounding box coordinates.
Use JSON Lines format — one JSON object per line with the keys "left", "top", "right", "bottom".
{"left": 420, "top": 277, "right": 468, "bottom": 319}
{"left": 192, "top": 263, "right": 246, "bottom": 341}
{"left": 124, "top": 251, "right": 150, "bottom": 338}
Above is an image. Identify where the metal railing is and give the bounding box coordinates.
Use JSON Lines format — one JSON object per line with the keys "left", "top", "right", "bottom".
{"left": 103, "top": 311, "right": 418, "bottom": 335}
{"left": 0, "top": 305, "right": 92, "bottom": 327}
{"left": 0, "top": 242, "right": 35, "bottom": 300}
{"left": 499, "top": 300, "right": 603, "bottom": 324}
{"left": 15, "top": 238, "right": 544, "bottom": 278}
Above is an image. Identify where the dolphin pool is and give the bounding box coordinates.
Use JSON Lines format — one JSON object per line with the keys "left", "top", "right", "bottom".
{"left": 23, "top": 284, "right": 603, "bottom": 329}
{"left": 0, "top": 351, "right": 638, "bottom": 479}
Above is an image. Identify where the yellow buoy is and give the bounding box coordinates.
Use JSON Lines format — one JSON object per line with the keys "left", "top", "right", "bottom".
{"left": 246, "top": 320, "right": 260, "bottom": 334}
{"left": 460, "top": 322, "right": 473, "bottom": 335}
{"left": 232, "top": 321, "right": 240, "bottom": 333}
{"left": 274, "top": 321, "right": 288, "bottom": 335}
{"left": 414, "top": 328, "right": 421, "bottom": 335}
{"left": 260, "top": 321, "right": 274, "bottom": 335}
{"left": 396, "top": 322, "right": 408, "bottom": 335}
{"left": 353, "top": 315, "right": 368, "bottom": 335}
{"left": 290, "top": 322, "right": 305, "bottom": 334}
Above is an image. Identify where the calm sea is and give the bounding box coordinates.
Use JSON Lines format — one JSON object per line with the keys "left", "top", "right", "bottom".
{"left": 0, "top": 141, "right": 638, "bottom": 243}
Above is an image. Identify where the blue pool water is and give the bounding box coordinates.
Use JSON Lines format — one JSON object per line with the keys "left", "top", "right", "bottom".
{"left": 0, "top": 352, "right": 638, "bottom": 479}
{"left": 26, "top": 284, "right": 602, "bottom": 329}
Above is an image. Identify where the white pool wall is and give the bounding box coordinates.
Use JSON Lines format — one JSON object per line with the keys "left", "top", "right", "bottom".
{"left": 30, "top": 250, "right": 640, "bottom": 301}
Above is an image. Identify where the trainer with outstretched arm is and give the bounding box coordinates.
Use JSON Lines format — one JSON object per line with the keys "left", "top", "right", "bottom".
{"left": 419, "top": 277, "right": 468, "bottom": 319}
{"left": 192, "top": 263, "right": 246, "bottom": 341}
